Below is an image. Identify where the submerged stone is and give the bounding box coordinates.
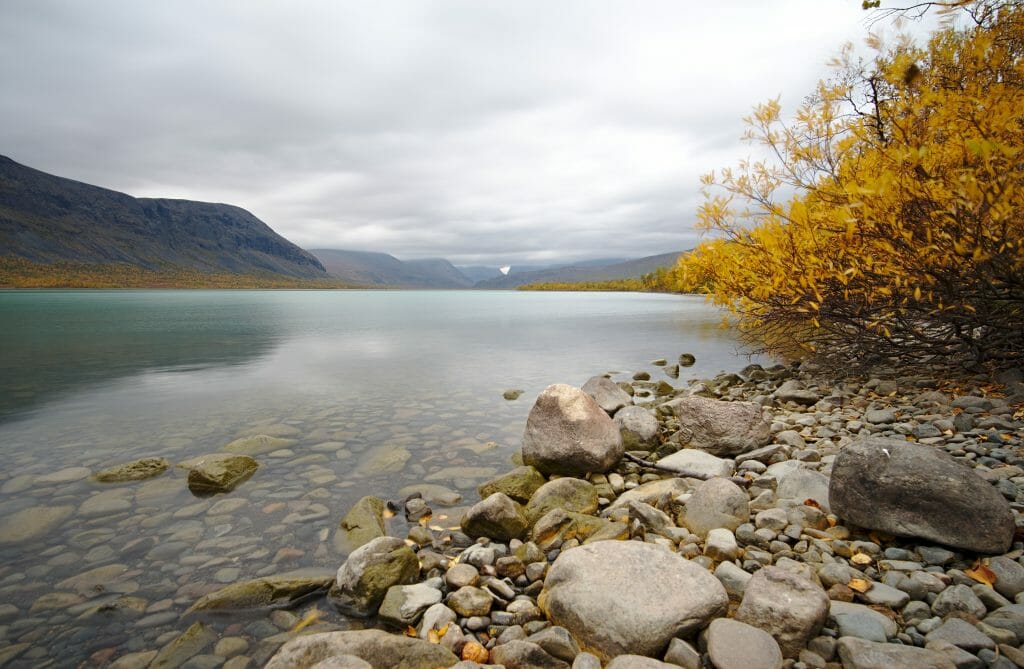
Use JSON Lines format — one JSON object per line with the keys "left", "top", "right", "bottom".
{"left": 93, "top": 457, "right": 170, "bottom": 483}
{"left": 179, "top": 453, "right": 258, "bottom": 496}
{"left": 335, "top": 495, "right": 386, "bottom": 554}
{"left": 185, "top": 574, "right": 334, "bottom": 614}
{"left": 0, "top": 505, "right": 74, "bottom": 546}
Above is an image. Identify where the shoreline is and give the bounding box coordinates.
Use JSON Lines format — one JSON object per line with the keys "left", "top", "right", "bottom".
{"left": 5, "top": 356, "right": 1024, "bottom": 668}
{"left": 190, "top": 358, "right": 1024, "bottom": 666}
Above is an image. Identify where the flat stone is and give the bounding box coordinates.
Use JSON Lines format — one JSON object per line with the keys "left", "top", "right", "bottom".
{"left": 658, "top": 449, "right": 735, "bottom": 478}
{"left": 604, "top": 656, "right": 678, "bottom": 668}
{"left": 932, "top": 584, "right": 987, "bottom": 619}
{"left": 858, "top": 581, "right": 910, "bottom": 608}
{"left": 94, "top": 458, "right": 170, "bottom": 482}
{"left": 829, "top": 601, "right": 898, "bottom": 639}
{"left": 538, "top": 541, "right": 727, "bottom": 661}
{"left": 925, "top": 618, "right": 996, "bottom": 652}
{"left": 377, "top": 583, "right": 442, "bottom": 628}
{"left": 777, "top": 469, "right": 831, "bottom": 512}
{"left": 222, "top": 434, "right": 295, "bottom": 456}
{"left": 609, "top": 478, "right": 691, "bottom": 510}
{"left": 836, "top": 636, "right": 956, "bottom": 669}
{"left": 150, "top": 622, "right": 217, "bottom": 669}
{"left": 0, "top": 505, "right": 74, "bottom": 545}
{"left": 662, "top": 396, "right": 771, "bottom": 456}
{"left": 36, "top": 466, "right": 93, "bottom": 484}
{"left": 355, "top": 445, "right": 411, "bottom": 476}
{"left": 707, "top": 618, "right": 783, "bottom": 669}
{"left": 264, "top": 629, "right": 458, "bottom": 669}
{"left": 447, "top": 585, "right": 493, "bottom": 618}
{"left": 186, "top": 574, "right": 334, "bottom": 613}
{"left": 715, "top": 560, "right": 752, "bottom": 600}
{"left": 489, "top": 640, "right": 570, "bottom": 669}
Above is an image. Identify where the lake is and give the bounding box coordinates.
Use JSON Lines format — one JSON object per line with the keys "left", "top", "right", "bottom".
{"left": 0, "top": 290, "right": 757, "bottom": 666}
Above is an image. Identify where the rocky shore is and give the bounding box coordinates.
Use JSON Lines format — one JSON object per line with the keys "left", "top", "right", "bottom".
{"left": 8, "top": 357, "right": 1024, "bottom": 669}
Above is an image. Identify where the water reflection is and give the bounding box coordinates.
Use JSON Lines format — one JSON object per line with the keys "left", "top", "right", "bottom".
{"left": 0, "top": 291, "right": 282, "bottom": 420}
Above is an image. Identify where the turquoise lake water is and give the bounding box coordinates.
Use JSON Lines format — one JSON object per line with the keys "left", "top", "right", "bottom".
{"left": 0, "top": 290, "right": 758, "bottom": 666}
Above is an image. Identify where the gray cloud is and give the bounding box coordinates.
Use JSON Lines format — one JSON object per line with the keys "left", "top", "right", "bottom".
{"left": 0, "top": 1, "right": 930, "bottom": 265}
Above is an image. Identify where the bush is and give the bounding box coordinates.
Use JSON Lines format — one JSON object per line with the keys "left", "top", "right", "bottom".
{"left": 678, "top": 1, "right": 1024, "bottom": 370}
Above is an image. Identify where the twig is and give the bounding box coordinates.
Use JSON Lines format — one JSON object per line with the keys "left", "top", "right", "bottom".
{"left": 622, "top": 452, "right": 752, "bottom": 488}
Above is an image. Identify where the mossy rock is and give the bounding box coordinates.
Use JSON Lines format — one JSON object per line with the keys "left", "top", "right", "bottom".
{"left": 335, "top": 495, "right": 387, "bottom": 554}
{"left": 503, "top": 389, "right": 524, "bottom": 400}
{"left": 186, "top": 574, "right": 334, "bottom": 614}
{"left": 179, "top": 454, "right": 258, "bottom": 496}
{"left": 524, "top": 478, "right": 599, "bottom": 524}
{"left": 94, "top": 457, "right": 170, "bottom": 483}
{"left": 477, "top": 466, "right": 546, "bottom": 504}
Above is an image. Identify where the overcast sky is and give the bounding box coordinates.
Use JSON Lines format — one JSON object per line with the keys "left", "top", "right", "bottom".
{"left": 0, "top": 2, "right": 932, "bottom": 266}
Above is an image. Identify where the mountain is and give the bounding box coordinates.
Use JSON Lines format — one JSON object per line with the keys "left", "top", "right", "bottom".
{"left": 309, "top": 248, "right": 474, "bottom": 288}
{"left": 473, "top": 251, "right": 684, "bottom": 289}
{"left": 0, "top": 155, "right": 326, "bottom": 278}
{"left": 456, "top": 265, "right": 504, "bottom": 283}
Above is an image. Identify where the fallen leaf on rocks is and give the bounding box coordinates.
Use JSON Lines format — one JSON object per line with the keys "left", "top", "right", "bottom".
{"left": 803, "top": 498, "right": 823, "bottom": 510}
{"left": 427, "top": 623, "right": 449, "bottom": 644}
{"left": 966, "top": 561, "right": 998, "bottom": 588}
{"left": 848, "top": 578, "right": 872, "bottom": 593}
{"left": 462, "top": 641, "right": 488, "bottom": 663}
{"left": 869, "top": 530, "right": 893, "bottom": 544}
{"left": 404, "top": 626, "right": 418, "bottom": 638}
{"left": 418, "top": 514, "right": 432, "bottom": 526}
{"left": 868, "top": 604, "right": 899, "bottom": 621}
{"left": 851, "top": 553, "right": 873, "bottom": 566}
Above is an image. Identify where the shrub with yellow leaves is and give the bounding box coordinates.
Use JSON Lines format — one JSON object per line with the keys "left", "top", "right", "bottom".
{"left": 678, "top": 0, "right": 1024, "bottom": 369}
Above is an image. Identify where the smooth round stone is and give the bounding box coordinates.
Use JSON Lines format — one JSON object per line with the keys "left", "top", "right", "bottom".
{"left": 444, "top": 563, "right": 479, "bottom": 589}
{"left": 0, "top": 506, "right": 75, "bottom": 546}
{"left": 707, "top": 618, "right": 783, "bottom": 669}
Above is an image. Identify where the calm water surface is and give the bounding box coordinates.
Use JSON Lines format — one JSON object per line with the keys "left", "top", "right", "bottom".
{"left": 0, "top": 290, "right": 755, "bottom": 666}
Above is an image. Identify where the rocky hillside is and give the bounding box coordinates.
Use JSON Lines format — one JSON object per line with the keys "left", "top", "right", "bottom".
{"left": 310, "top": 248, "right": 474, "bottom": 288}
{"left": 0, "top": 155, "right": 327, "bottom": 278}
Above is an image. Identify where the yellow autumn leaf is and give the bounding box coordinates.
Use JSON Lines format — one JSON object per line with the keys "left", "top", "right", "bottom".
{"left": 851, "top": 553, "right": 873, "bottom": 566}
{"left": 966, "top": 562, "right": 998, "bottom": 588}
{"left": 848, "top": 578, "right": 873, "bottom": 593}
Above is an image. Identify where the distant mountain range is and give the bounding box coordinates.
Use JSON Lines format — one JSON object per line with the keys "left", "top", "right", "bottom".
{"left": 0, "top": 155, "right": 326, "bottom": 278}
{"left": 309, "top": 248, "right": 474, "bottom": 288}
{"left": 472, "top": 251, "right": 684, "bottom": 289}
{"left": 310, "top": 249, "right": 681, "bottom": 289}
{"left": 0, "top": 155, "right": 683, "bottom": 288}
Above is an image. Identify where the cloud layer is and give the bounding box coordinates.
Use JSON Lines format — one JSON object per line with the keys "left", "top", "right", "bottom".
{"left": 0, "top": 1, "right": 918, "bottom": 265}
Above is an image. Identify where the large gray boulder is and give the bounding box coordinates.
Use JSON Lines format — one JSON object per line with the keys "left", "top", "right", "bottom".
{"left": 264, "top": 629, "right": 458, "bottom": 669}
{"left": 829, "top": 436, "right": 1014, "bottom": 554}
{"left": 328, "top": 537, "right": 419, "bottom": 617}
{"left": 538, "top": 541, "right": 727, "bottom": 661}
{"left": 662, "top": 397, "right": 770, "bottom": 456}
{"left": 614, "top": 405, "right": 660, "bottom": 449}
{"left": 582, "top": 375, "right": 633, "bottom": 415}
{"left": 734, "top": 566, "right": 829, "bottom": 658}
{"left": 522, "top": 384, "right": 624, "bottom": 476}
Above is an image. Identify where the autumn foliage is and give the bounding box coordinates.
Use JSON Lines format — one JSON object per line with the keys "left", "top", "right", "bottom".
{"left": 678, "top": 1, "right": 1024, "bottom": 369}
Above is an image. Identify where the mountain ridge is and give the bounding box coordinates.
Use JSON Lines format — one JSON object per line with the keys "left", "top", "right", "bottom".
{"left": 0, "top": 155, "right": 327, "bottom": 279}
